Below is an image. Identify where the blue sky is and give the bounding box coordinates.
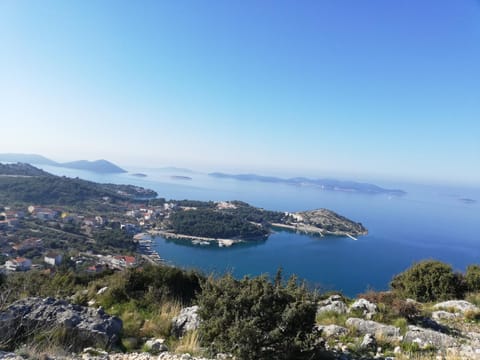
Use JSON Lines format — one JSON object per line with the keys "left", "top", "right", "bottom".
{"left": 1, "top": 1, "right": 479, "bottom": 185}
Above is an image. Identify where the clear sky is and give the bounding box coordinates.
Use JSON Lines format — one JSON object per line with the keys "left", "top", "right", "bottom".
{"left": 1, "top": 1, "right": 479, "bottom": 185}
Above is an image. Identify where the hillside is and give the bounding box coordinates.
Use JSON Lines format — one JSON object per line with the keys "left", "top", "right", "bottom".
{"left": 0, "top": 162, "right": 52, "bottom": 177}
{"left": 0, "top": 164, "right": 156, "bottom": 205}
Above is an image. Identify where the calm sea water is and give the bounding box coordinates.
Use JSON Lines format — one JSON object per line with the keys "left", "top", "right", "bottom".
{"left": 39, "top": 165, "right": 480, "bottom": 296}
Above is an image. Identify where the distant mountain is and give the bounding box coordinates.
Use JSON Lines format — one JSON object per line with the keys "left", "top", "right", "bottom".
{"left": 0, "top": 153, "right": 126, "bottom": 174}
{"left": 209, "top": 172, "right": 406, "bottom": 195}
{"left": 61, "top": 159, "right": 126, "bottom": 173}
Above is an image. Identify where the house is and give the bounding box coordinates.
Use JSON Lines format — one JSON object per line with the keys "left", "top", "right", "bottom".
{"left": 5, "top": 257, "right": 32, "bottom": 272}
{"left": 11, "top": 238, "right": 43, "bottom": 252}
{"left": 44, "top": 252, "right": 63, "bottom": 266}
{"left": 112, "top": 255, "right": 137, "bottom": 268}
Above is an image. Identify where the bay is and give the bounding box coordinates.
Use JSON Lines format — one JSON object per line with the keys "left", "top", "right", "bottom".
{"left": 38, "top": 164, "right": 480, "bottom": 296}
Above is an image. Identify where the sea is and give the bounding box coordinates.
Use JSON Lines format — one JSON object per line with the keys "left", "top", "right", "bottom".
{"left": 38, "top": 165, "right": 480, "bottom": 297}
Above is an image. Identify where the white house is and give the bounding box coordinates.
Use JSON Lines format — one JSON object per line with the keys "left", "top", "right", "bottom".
{"left": 5, "top": 257, "right": 32, "bottom": 272}
{"left": 44, "top": 252, "right": 63, "bottom": 266}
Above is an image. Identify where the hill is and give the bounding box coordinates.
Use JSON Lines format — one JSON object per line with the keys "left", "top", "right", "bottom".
{"left": 0, "top": 164, "right": 156, "bottom": 205}
{"left": 0, "top": 162, "right": 52, "bottom": 177}
{"left": 61, "top": 159, "right": 126, "bottom": 173}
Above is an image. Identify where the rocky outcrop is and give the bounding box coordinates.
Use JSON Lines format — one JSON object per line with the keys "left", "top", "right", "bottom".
{"left": 349, "top": 298, "right": 378, "bottom": 319}
{"left": 144, "top": 339, "right": 168, "bottom": 354}
{"left": 317, "top": 295, "right": 347, "bottom": 315}
{"left": 171, "top": 306, "right": 200, "bottom": 338}
{"left": 432, "top": 310, "right": 458, "bottom": 321}
{"left": 403, "top": 325, "right": 458, "bottom": 349}
{"left": 360, "top": 333, "right": 376, "bottom": 350}
{"left": 345, "top": 318, "right": 400, "bottom": 339}
{"left": 316, "top": 324, "right": 348, "bottom": 338}
{"left": 433, "top": 300, "right": 479, "bottom": 314}
{"left": 0, "top": 297, "right": 122, "bottom": 351}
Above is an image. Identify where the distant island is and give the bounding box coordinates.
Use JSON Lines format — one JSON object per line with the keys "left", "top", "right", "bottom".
{"left": 171, "top": 175, "right": 192, "bottom": 180}
{"left": 131, "top": 173, "right": 148, "bottom": 178}
{"left": 209, "top": 172, "right": 406, "bottom": 195}
{"left": 460, "top": 198, "right": 476, "bottom": 204}
{"left": 0, "top": 153, "right": 127, "bottom": 174}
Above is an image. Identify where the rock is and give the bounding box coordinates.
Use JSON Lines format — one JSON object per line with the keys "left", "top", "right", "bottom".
{"left": 316, "top": 324, "right": 348, "bottom": 338}
{"left": 0, "top": 352, "right": 23, "bottom": 360}
{"left": 433, "top": 300, "right": 479, "bottom": 314}
{"left": 345, "top": 318, "right": 400, "bottom": 339}
{"left": 403, "top": 325, "right": 458, "bottom": 349}
{"left": 317, "top": 295, "right": 348, "bottom": 315}
{"left": 172, "top": 305, "right": 200, "bottom": 337}
{"left": 360, "top": 333, "right": 377, "bottom": 350}
{"left": 97, "top": 287, "right": 109, "bottom": 295}
{"left": 0, "top": 297, "right": 122, "bottom": 352}
{"left": 144, "top": 338, "right": 168, "bottom": 354}
{"left": 349, "top": 298, "right": 378, "bottom": 319}
{"left": 432, "top": 310, "right": 458, "bottom": 321}
{"left": 394, "top": 346, "right": 402, "bottom": 354}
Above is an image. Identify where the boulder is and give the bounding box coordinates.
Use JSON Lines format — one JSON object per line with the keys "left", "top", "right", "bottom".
{"left": 144, "top": 338, "right": 168, "bottom": 354}
{"left": 316, "top": 324, "right": 348, "bottom": 338}
{"left": 403, "top": 325, "right": 458, "bottom": 349}
{"left": 360, "top": 333, "right": 376, "bottom": 350}
{"left": 171, "top": 305, "right": 200, "bottom": 337}
{"left": 317, "top": 295, "right": 348, "bottom": 315}
{"left": 433, "top": 300, "right": 479, "bottom": 314}
{"left": 345, "top": 318, "right": 400, "bottom": 339}
{"left": 0, "top": 297, "right": 122, "bottom": 351}
{"left": 349, "top": 298, "right": 378, "bottom": 319}
{"left": 432, "top": 310, "right": 458, "bottom": 322}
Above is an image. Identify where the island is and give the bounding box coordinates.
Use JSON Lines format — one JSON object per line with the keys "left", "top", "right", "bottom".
{"left": 460, "top": 198, "right": 477, "bottom": 204}
{"left": 131, "top": 173, "right": 148, "bottom": 178}
{"left": 171, "top": 175, "right": 192, "bottom": 180}
{"left": 0, "top": 153, "right": 127, "bottom": 174}
{"left": 209, "top": 172, "right": 406, "bottom": 196}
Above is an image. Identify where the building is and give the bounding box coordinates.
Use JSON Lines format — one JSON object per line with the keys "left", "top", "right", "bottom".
{"left": 5, "top": 257, "right": 32, "bottom": 272}
{"left": 44, "top": 252, "right": 63, "bottom": 266}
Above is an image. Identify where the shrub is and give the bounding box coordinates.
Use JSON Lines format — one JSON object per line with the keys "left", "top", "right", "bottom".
{"left": 198, "top": 272, "right": 319, "bottom": 360}
{"left": 466, "top": 265, "right": 480, "bottom": 292}
{"left": 390, "top": 260, "right": 464, "bottom": 302}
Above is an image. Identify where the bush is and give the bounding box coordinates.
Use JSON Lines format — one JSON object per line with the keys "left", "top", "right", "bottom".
{"left": 390, "top": 260, "right": 464, "bottom": 302}
{"left": 466, "top": 265, "right": 480, "bottom": 292}
{"left": 198, "top": 272, "right": 319, "bottom": 360}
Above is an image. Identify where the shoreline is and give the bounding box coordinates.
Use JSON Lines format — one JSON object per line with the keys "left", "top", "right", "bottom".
{"left": 148, "top": 229, "right": 243, "bottom": 247}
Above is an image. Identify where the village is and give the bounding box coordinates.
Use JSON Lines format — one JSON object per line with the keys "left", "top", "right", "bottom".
{"left": 0, "top": 200, "right": 180, "bottom": 275}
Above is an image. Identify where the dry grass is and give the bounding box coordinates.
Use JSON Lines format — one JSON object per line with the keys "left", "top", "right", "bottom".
{"left": 140, "top": 300, "right": 182, "bottom": 338}
{"left": 173, "top": 330, "right": 202, "bottom": 355}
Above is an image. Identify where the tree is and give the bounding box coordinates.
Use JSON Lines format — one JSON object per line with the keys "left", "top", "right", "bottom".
{"left": 466, "top": 265, "right": 480, "bottom": 292}
{"left": 390, "top": 260, "right": 464, "bottom": 302}
{"left": 197, "top": 272, "right": 319, "bottom": 360}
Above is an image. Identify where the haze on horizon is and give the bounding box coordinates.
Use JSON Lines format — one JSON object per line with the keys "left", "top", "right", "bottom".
{"left": 1, "top": 1, "right": 479, "bottom": 186}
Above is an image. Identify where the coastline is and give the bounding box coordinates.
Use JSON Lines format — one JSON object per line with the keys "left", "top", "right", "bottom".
{"left": 148, "top": 229, "right": 242, "bottom": 247}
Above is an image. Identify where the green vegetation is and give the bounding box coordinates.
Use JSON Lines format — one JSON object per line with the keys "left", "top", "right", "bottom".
{"left": 390, "top": 260, "right": 465, "bottom": 302}
{"left": 168, "top": 201, "right": 288, "bottom": 239}
{"left": 170, "top": 209, "right": 268, "bottom": 239}
{"left": 197, "top": 271, "right": 319, "bottom": 360}
{"left": 466, "top": 265, "right": 480, "bottom": 292}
